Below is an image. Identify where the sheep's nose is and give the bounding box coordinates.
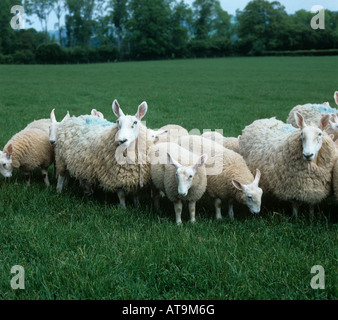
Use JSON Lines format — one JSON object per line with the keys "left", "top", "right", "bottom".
{"left": 50, "top": 140, "right": 55, "bottom": 145}
{"left": 119, "top": 139, "right": 128, "bottom": 145}
{"left": 303, "top": 153, "right": 313, "bottom": 161}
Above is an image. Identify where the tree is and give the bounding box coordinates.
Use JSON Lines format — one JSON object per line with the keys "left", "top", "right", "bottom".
{"left": 110, "top": 0, "right": 129, "bottom": 53}
{"left": 127, "top": 0, "right": 172, "bottom": 59}
{"left": 53, "top": 0, "right": 65, "bottom": 45}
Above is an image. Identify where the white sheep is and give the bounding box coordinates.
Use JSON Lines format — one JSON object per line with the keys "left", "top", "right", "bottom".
{"left": 201, "top": 131, "right": 240, "bottom": 153}
{"left": 177, "top": 135, "right": 263, "bottom": 219}
{"left": 239, "top": 112, "right": 336, "bottom": 217}
{"left": 91, "top": 109, "right": 105, "bottom": 119}
{"left": 148, "top": 124, "right": 189, "bottom": 144}
{"left": 286, "top": 94, "right": 338, "bottom": 140}
{"left": 149, "top": 142, "right": 208, "bottom": 224}
{"left": 55, "top": 100, "right": 153, "bottom": 208}
{"left": 0, "top": 126, "right": 54, "bottom": 186}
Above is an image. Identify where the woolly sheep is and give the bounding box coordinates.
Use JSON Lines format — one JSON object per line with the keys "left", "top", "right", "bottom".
{"left": 201, "top": 131, "right": 240, "bottom": 153}
{"left": 0, "top": 127, "right": 54, "bottom": 186}
{"left": 55, "top": 100, "right": 153, "bottom": 208}
{"left": 286, "top": 94, "right": 338, "bottom": 140}
{"left": 149, "top": 142, "right": 208, "bottom": 224}
{"left": 149, "top": 124, "right": 189, "bottom": 144}
{"left": 239, "top": 112, "right": 336, "bottom": 217}
{"left": 177, "top": 135, "right": 263, "bottom": 219}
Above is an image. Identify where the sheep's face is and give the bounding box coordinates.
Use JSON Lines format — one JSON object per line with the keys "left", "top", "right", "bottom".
{"left": 294, "top": 112, "right": 329, "bottom": 162}
{"left": 232, "top": 169, "right": 262, "bottom": 214}
{"left": 167, "top": 152, "right": 208, "bottom": 198}
{"left": 300, "top": 126, "right": 324, "bottom": 162}
{"left": 49, "top": 109, "right": 70, "bottom": 145}
{"left": 113, "top": 100, "right": 148, "bottom": 149}
{"left": 329, "top": 114, "right": 338, "bottom": 133}
{"left": 147, "top": 129, "right": 168, "bottom": 144}
{"left": 0, "top": 149, "right": 13, "bottom": 178}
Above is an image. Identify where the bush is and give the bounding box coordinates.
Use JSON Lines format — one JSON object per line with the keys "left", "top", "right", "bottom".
{"left": 35, "top": 43, "right": 65, "bottom": 64}
{"left": 12, "top": 50, "right": 35, "bottom": 64}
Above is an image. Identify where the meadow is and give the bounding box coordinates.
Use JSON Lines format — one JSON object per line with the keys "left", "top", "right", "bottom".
{"left": 0, "top": 56, "right": 337, "bottom": 300}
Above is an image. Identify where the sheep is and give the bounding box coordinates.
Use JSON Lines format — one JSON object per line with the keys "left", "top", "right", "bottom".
{"left": 0, "top": 127, "right": 54, "bottom": 186}
{"left": 25, "top": 118, "right": 52, "bottom": 136}
{"left": 49, "top": 109, "right": 70, "bottom": 145}
{"left": 286, "top": 96, "right": 338, "bottom": 140}
{"left": 201, "top": 131, "right": 240, "bottom": 153}
{"left": 91, "top": 109, "right": 104, "bottom": 119}
{"left": 149, "top": 124, "right": 189, "bottom": 144}
{"left": 55, "top": 100, "right": 153, "bottom": 208}
{"left": 149, "top": 142, "right": 208, "bottom": 224}
{"left": 239, "top": 112, "right": 336, "bottom": 217}
{"left": 176, "top": 135, "right": 263, "bottom": 219}
{"left": 333, "top": 157, "right": 338, "bottom": 201}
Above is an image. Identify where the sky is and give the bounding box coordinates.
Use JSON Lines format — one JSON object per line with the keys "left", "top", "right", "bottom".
{"left": 26, "top": 0, "right": 338, "bottom": 31}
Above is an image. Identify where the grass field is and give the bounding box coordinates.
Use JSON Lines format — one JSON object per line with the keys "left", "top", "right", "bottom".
{"left": 0, "top": 56, "right": 337, "bottom": 300}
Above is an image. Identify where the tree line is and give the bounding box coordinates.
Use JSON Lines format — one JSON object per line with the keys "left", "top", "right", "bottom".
{"left": 1, "top": 0, "right": 338, "bottom": 64}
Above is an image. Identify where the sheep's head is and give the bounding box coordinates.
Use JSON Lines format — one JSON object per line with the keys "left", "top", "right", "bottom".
{"left": 329, "top": 114, "right": 338, "bottom": 133}
{"left": 147, "top": 128, "right": 168, "bottom": 143}
{"left": 232, "top": 169, "right": 262, "bottom": 214}
{"left": 167, "top": 152, "right": 208, "bottom": 197}
{"left": 294, "top": 112, "right": 329, "bottom": 162}
{"left": 49, "top": 109, "right": 70, "bottom": 145}
{"left": 0, "top": 144, "right": 13, "bottom": 178}
{"left": 113, "top": 99, "right": 148, "bottom": 149}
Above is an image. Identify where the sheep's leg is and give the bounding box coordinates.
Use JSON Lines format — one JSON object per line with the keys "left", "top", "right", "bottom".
{"left": 152, "top": 188, "right": 161, "bottom": 210}
{"left": 56, "top": 174, "right": 66, "bottom": 193}
{"left": 24, "top": 172, "right": 31, "bottom": 186}
{"left": 41, "top": 168, "right": 50, "bottom": 187}
{"left": 188, "top": 201, "right": 196, "bottom": 223}
{"left": 174, "top": 200, "right": 183, "bottom": 225}
{"left": 215, "top": 198, "right": 222, "bottom": 220}
{"left": 133, "top": 193, "right": 140, "bottom": 208}
{"left": 117, "top": 190, "right": 127, "bottom": 209}
{"left": 292, "top": 201, "right": 299, "bottom": 218}
{"left": 228, "top": 200, "right": 234, "bottom": 220}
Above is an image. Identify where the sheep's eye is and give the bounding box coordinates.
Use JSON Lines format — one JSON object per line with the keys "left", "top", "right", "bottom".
{"left": 318, "top": 132, "right": 322, "bottom": 137}
{"left": 188, "top": 175, "right": 193, "bottom": 179}
{"left": 134, "top": 121, "right": 138, "bottom": 125}
{"left": 248, "top": 195, "right": 253, "bottom": 201}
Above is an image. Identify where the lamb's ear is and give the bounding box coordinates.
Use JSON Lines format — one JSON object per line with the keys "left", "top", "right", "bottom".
{"left": 253, "top": 168, "right": 261, "bottom": 185}
{"left": 167, "top": 153, "right": 181, "bottom": 169}
{"left": 232, "top": 179, "right": 244, "bottom": 191}
{"left": 334, "top": 91, "right": 338, "bottom": 105}
{"left": 193, "top": 154, "right": 208, "bottom": 172}
{"left": 320, "top": 114, "right": 330, "bottom": 130}
{"left": 112, "top": 100, "right": 124, "bottom": 118}
{"left": 50, "top": 108, "right": 56, "bottom": 123}
{"left": 62, "top": 111, "right": 70, "bottom": 122}
{"left": 91, "top": 109, "right": 97, "bottom": 116}
{"left": 294, "top": 112, "right": 306, "bottom": 129}
{"left": 332, "top": 113, "right": 338, "bottom": 123}
{"left": 7, "top": 144, "right": 12, "bottom": 157}
{"left": 135, "top": 101, "right": 148, "bottom": 120}
{"left": 97, "top": 111, "right": 104, "bottom": 119}
{"left": 329, "top": 133, "right": 334, "bottom": 140}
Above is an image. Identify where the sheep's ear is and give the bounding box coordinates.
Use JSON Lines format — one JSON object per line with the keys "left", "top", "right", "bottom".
{"left": 294, "top": 112, "right": 306, "bottom": 129}
{"left": 91, "top": 109, "right": 97, "bottom": 116}
{"left": 320, "top": 114, "right": 330, "bottom": 130}
{"left": 323, "top": 102, "right": 330, "bottom": 106}
{"left": 329, "top": 133, "right": 334, "bottom": 140}
{"left": 112, "top": 100, "right": 124, "bottom": 118}
{"left": 50, "top": 108, "right": 56, "bottom": 123}
{"left": 332, "top": 113, "right": 338, "bottom": 123}
{"left": 335, "top": 139, "right": 338, "bottom": 147}
{"left": 232, "top": 179, "right": 243, "bottom": 191}
{"left": 193, "top": 154, "right": 208, "bottom": 172}
{"left": 238, "top": 135, "right": 242, "bottom": 141}
{"left": 135, "top": 101, "right": 148, "bottom": 120}
{"left": 167, "top": 153, "right": 181, "bottom": 169}
{"left": 7, "top": 144, "right": 12, "bottom": 157}
{"left": 334, "top": 91, "right": 338, "bottom": 105}
{"left": 97, "top": 111, "right": 104, "bottom": 119}
{"left": 62, "top": 111, "right": 70, "bottom": 122}
{"left": 253, "top": 168, "right": 261, "bottom": 185}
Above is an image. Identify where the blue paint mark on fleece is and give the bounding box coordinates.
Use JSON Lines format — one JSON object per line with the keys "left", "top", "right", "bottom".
{"left": 281, "top": 124, "right": 297, "bottom": 133}
{"left": 310, "top": 104, "right": 337, "bottom": 113}
{"left": 85, "top": 118, "right": 115, "bottom": 127}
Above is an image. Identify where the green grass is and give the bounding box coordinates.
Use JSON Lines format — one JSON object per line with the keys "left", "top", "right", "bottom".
{"left": 0, "top": 57, "right": 337, "bottom": 300}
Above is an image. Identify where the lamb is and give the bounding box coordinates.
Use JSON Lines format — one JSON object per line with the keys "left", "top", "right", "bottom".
{"left": 55, "top": 100, "right": 153, "bottom": 208}
{"left": 149, "top": 142, "right": 208, "bottom": 224}
{"left": 239, "top": 112, "right": 336, "bottom": 217}
{"left": 91, "top": 109, "right": 105, "bottom": 119}
{"left": 201, "top": 131, "right": 240, "bottom": 153}
{"left": 148, "top": 124, "right": 189, "bottom": 144}
{"left": 176, "top": 135, "right": 263, "bottom": 219}
{"left": 0, "top": 127, "right": 54, "bottom": 186}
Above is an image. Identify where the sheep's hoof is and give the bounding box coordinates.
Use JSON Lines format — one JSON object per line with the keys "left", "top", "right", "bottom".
{"left": 190, "top": 219, "right": 196, "bottom": 224}
{"left": 176, "top": 220, "right": 182, "bottom": 226}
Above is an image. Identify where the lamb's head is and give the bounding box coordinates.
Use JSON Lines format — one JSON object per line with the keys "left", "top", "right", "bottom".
{"left": 232, "top": 169, "right": 262, "bottom": 214}
{"left": 294, "top": 112, "right": 329, "bottom": 162}
{"left": 91, "top": 109, "right": 104, "bottom": 119}
{"left": 0, "top": 144, "right": 13, "bottom": 178}
{"left": 148, "top": 128, "right": 168, "bottom": 143}
{"left": 329, "top": 114, "right": 338, "bottom": 133}
{"left": 167, "top": 152, "right": 208, "bottom": 197}
{"left": 113, "top": 99, "right": 148, "bottom": 148}
{"left": 49, "top": 109, "right": 70, "bottom": 145}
